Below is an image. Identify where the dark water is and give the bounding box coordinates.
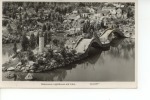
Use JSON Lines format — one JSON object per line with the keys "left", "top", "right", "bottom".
{"left": 2, "top": 38, "right": 135, "bottom": 81}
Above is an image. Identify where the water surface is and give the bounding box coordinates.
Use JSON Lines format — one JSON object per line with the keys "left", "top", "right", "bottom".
{"left": 2, "top": 38, "right": 135, "bottom": 81}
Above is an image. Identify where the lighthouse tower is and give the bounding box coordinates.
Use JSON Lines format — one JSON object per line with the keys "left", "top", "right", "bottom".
{"left": 39, "top": 32, "right": 44, "bottom": 53}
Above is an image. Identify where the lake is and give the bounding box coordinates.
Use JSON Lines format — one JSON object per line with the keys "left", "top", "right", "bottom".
{"left": 2, "top": 38, "right": 135, "bottom": 81}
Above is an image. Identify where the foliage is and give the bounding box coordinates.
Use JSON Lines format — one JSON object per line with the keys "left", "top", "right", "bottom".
{"left": 13, "top": 42, "right": 17, "bottom": 54}
{"left": 53, "top": 38, "right": 59, "bottom": 46}
{"left": 42, "top": 24, "right": 46, "bottom": 31}
{"left": 21, "top": 34, "right": 29, "bottom": 51}
{"left": 113, "top": 18, "right": 128, "bottom": 26}
{"left": 30, "top": 33, "right": 36, "bottom": 49}
{"left": 60, "top": 47, "right": 67, "bottom": 59}
{"left": 36, "top": 32, "right": 39, "bottom": 45}
{"left": 47, "top": 32, "right": 51, "bottom": 44}
{"left": 44, "top": 31, "right": 47, "bottom": 46}
{"left": 2, "top": 20, "right": 8, "bottom": 26}
{"left": 27, "top": 49, "right": 35, "bottom": 61}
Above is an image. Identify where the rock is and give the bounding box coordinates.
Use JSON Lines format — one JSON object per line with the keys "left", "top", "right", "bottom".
{"left": 53, "top": 64, "right": 57, "bottom": 68}
{"left": 38, "top": 65, "right": 45, "bottom": 70}
{"left": 26, "top": 65, "right": 30, "bottom": 67}
{"left": 22, "top": 69, "right": 28, "bottom": 73}
{"left": 62, "top": 63, "right": 65, "bottom": 67}
{"left": 16, "top": 62, "right": 22, "bottom": 66}
{"left": 11, "top": 58, "right": 18, "bottom": 62}
{"left": 44, "top": 66, "right": 49, "bottom": 70}
{"left": 43, "top": 58, "right": 46, "bottom": 62}
{"left": 30, "top": 66, "right": 36, "bottom": 70}
{"left": 21, "top": 67, "right": 25, "bottom": 71}
{"left": 15, "top": 74, "right": 21, "bottom": 80}
{"left": 130, "top": 34, "right": 135, "bottom": 39}
{"left": 25, "top": 67, "right": 30, "bottom": 71}
{"left": 38, "top": 59, "right": 44, "bottom": 64}
{"left": 17, "top": 49, "right": 21, "bottom": 52}
{"left": 15, "top": 65, "right": 21, "bottom": 69}
{"left": 33, "top": 49, "right": 38, "bottom": 54}
{"left": 50, "top": 62, "right": 54, "bottom": 68}
{"left": 48, "top": 66, "right": 52, "bottom": 70}
{"left": 39, "top": 53, "right": 43, "bottom": 56}
{"left": 29, "top": 70, "right": 34, "bottom": 73}
{"left": 35, "top": 70, "right": 42, "bottom": 73}
{"left": 7, "top": 67, "right": 15, "bottom": 71}
{"left": 28, "top": 61, "right": 35, "bottom": 66}
{"left": 33, "top": 62, "right": 39, "bottom": 67}
{"left": 5, "top": 72, "right": 15, "bottom": 79}
{"left": 52, "top": 59, "right": 56, "bottom": 63}
{"left": 53, "top": 50, "right": 58, "bottom": 53}
{"left": 25, "top": 73, "right": 34, "bottom": 80}
{"left": 43, "top": 52, "right": 47, "bottom": 57}
{"left": 15, "top": 66, "right": 22, "bottom": 71}
{"left": 59, "top": 64, "right": 63, "bottom": 67}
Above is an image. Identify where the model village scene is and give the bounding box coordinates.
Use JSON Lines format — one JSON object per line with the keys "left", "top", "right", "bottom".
{"left": 2, "top": 2, "right": 135, "bottom": 81}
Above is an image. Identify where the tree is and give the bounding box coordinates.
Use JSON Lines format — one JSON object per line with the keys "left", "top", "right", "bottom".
{"left": 35, "top": 5, "right": 39, "bottom": 13}
{"left": 2, "top": 20, "right": 8, "bottom": 26}
{"left": 44, "top": 31, "right": 47, "bottom": 47}
{"left": 13, "top": 41, "right": 17, "bottom": 54}
{"left": 3, "top": 7, "right": 7, "bottom": 15}
{"left": 23, "top": 12, "right": 28, "bottom": 19}
{"left": 79, "top": 2, "right": 86, "bottom": 7}
{"left": 36, "top": 32, "right": 39, "bottom": 45}
{"left": 42, "top": 24, "right": 46, "bottom": 31}
{"left": 47, "top": 31, "right": 51, "bottom": 44}
{"left": 12, "top": 11, "right": 17, "bottom": 19}
{"left": 61, "top": 47, "right": 67, "bottom": 59}
{"left": 83, "top": 23, "right": 87, "bottom": 33}
{"left": 127, "top": 7, "right": 134, "bottom": 18}
{"left": 21, "top": 34, "right": 29, "bottom": 51}
{"left": 7, "top": 23, "right": 13, "bottom": 34}
{"left": 30, "top": 33, "right": 36, "bottom": 49}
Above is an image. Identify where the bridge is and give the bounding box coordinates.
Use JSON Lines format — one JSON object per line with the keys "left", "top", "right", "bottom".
{"left": 74, "top": 28, "right": 129, "bottom": 56}
{"left": 99, "top": 28, "right": 130, "bottom": 41}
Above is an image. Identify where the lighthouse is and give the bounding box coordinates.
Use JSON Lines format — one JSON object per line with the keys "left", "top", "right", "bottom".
{"left": 39, "top": 31, "right": 44, "bottom": 53}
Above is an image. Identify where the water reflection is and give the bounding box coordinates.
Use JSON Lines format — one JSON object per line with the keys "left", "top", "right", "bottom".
{"left": 110, "top": 38, "right": 135, "bottom": 60}
{"left": 2, "top": 38, "right": 135, "bottom": 81}
{"left": 2, "top": 43, "right": 21, "bottom": 64}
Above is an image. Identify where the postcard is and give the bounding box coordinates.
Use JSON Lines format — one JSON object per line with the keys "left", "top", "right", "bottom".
{"left": 0, "top": 0, "right": 137, "bottom": 88}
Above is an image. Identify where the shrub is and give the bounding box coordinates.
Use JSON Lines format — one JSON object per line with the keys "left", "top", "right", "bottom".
{"left": 27, "top": 50, "right": 35, "bottom": 61}
{"left": 53, "top": 38, "right": 59, "bottom": 46}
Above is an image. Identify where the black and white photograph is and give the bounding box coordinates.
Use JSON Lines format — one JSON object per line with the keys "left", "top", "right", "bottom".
{"left": 1, "top": 0, "right": 137, "bottom": 88}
